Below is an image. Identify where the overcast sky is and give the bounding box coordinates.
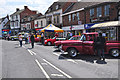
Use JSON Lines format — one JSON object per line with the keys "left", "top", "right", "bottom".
{"left": 0, "top": 0, "right": 58, "bottom": 18}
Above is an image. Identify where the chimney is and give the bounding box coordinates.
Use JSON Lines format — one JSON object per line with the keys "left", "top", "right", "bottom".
{"left": 24, "top": 6, "right": 28, "bottom": 9}
{"left": 16, "top": 8, "right": 20, "bottom": 12}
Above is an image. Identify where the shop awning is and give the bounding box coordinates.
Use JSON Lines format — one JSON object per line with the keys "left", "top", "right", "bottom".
{"left": 91, "top": 21, "right": 120, "bottom": 28}
{"left": 40, "top": 24, "right": 64, "bottom": 32}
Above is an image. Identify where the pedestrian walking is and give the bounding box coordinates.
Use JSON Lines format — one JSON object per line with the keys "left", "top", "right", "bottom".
{"left": 19, "top": 34, "right": 23, "bottom": 47}
{"left": 94, "top": 33, "right": 106, "bottom": 61}
{"left": 41, "top": 32, "right": 44, "bottom": 45}
{"left": 30, "top": 33, "right": 35, "bottom": 48}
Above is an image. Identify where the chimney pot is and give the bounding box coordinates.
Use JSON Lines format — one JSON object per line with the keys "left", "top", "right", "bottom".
{"left": 16, "top": 8, "right": 19, "bottom": 11}
{"left": 24, "top": 6, "right": 28, "bottom": 9}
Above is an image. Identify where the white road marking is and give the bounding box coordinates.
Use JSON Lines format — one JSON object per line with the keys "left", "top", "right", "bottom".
{"left": 43, "top": 59, "right": 72, "bottom": 78}
{"left": 66, "top": 59, "right": 78, "bottom": 64}
{"left": 53, "top": 52, "right": 78, "bottom": 64}
{"left": 29, "top": 50, "right": 36, "bottom": 55}
{"left": 22, "top": 46, "right": 25, "bottom": 48}
{"left": 53, "top": 52, "right": 60, "bottom": 56}
{"left": 41, "top": 63, "right": 48, "bottom": 65}
{"left": 51, "top": 74, "right": 63, "bottom": 77}
{"left": 27, "top": 49, "right": 33, "bottom": 55}
{"left": 35, "top": 59, "right": 50, "bottom": 79}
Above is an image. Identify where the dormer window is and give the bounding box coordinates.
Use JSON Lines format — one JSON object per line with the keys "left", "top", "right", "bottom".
{"left": 56, "top": 5, "right": 59, "bottom": 10}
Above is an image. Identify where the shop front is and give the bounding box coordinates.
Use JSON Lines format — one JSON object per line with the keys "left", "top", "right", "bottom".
{"left": 91, "top": 21, "right": 120, "bottom": 41}
{"left": 62, "top": 24, "right": 85, "bottom": 37}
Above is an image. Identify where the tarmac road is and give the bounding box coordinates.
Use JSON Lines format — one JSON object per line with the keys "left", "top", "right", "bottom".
{"left": 1, "top": 40, "right": 119, "bottom": 79}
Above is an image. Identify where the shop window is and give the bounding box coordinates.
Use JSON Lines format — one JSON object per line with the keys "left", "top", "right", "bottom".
{"left": 90, "top": 8, "right": 94, "bottom": 17}
{"left": 104, "top": 5, "right": 110, "bottom": 16}
{"left": 97, "top": 7, "right": 102, "bottom": 17}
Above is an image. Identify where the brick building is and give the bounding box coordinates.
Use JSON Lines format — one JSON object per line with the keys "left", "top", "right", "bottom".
{"left": 62, "top": 2, "right": 118, "bottom": 41}
{"left": 21, "top": 13, "right": 42, "bottom": 32}
{"left": 10, "top": 6, "right": 37, "bottom": 35}
{"left": 45, "top": 2, "right": 74, "bottom": 28}
{"left": 62, "top": 2, "right": 100, "bottom": 37}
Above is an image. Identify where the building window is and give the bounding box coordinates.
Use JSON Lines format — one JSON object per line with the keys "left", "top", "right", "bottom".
{"left": 16, "top": 15, "right": 18, "bottom": 20}
{"left": 48, "top": 8, "right": 51, "bottom": 12}
{"left": 104, "top": 5, "right": 110, "bottom": 16}
{"left": 68, "top": 15, "right": 71, "bottom": 22}
{"left": 28, "top": 17, "right": 31, "bottom": 21}
{"left": 97, "top": 7, "right": 102, "bottom": 17}
{"left": 72, "top": 14, "right": 75, "bottom": 22}
{"left": 37, "top": 21, "right": 39, "bottom": 27}
{"left": 90, "top": 8, "right": 94, "bottom": 17}
{"left": 16, "top": 21, "right": 18, "bottom": 26}
{"left": 57, "top": 16, "right": 59, "bottom": 23}
{"left": 54, "top": 16, "right": 56, "bottom": 23}
{"left": 56, "top": 5, "right": 59, "bottom": 10}
{"left": 12, "top": 16, "right": 14, "bottom": 20}
{"left": 77, "top": 12, "right": 79, "bottom": 21}
{"left": 41, "top": 21, "right": 43, "bottom": 27}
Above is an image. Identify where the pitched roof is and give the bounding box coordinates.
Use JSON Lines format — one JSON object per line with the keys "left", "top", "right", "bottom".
{"left": 45, "top": 2, "right": 66, "bottom": 14}
{"left": 35, "top": 15, "right": 46, "bottom": 20}
{"left": 63, "top": 2, "right": 102, "bottom": 14}
{"left": 10, "top": 9, "right": 24, "bottom": 16}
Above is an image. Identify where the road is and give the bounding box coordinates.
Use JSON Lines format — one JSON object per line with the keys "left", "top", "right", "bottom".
{"left": 1, "top": 40, "right": 119, "bottom": 79}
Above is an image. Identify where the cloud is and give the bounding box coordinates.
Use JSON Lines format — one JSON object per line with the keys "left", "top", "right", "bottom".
{"left": 0, "top": 0, "right": 58, "bottom": 18}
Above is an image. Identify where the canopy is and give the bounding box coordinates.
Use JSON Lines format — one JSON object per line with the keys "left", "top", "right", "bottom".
{"left": 40, "top": 24, "right": 64, "bottom": 32}
{"left": 91, "top": 21, "right": 120, "bottom": 28}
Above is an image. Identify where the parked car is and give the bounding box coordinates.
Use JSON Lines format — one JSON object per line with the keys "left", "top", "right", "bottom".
{"left": 54, "top": 35, "right": 81, "bottom": 50}
{"left": 44, "top": 37, "right": 66, "bottom": 46}
{"left": 61, "top": 32, "right": 120, "bottom": 58}
{"left": 35, "top": 37, "right": 41, "bottom": 42}
{"left": 10, "top": 35, "right": 19, "bottom": 41}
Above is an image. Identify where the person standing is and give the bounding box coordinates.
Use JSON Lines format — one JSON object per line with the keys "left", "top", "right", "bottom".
{"left": 55, "top": 32, "right": 58, "bottom": 37}
{"left": 30, "top": 33, "right": 35, "bottom": 48}
{"left": 94, "top": 33, "right": 106, "bottom": 61}
{"left": 41, "top": 33, "right": 44, "bottom": 45}
{"left": 19, "top": 34, "right": 23, "bottom": 47}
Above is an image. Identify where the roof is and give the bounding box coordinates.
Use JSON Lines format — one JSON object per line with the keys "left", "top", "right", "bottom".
{"left": 35, "top": 15, "right": 46, "bottom": 20}
{"left": 10, "top": 9, "right": 24, "bottom": 16}
{"left": 63, "top": 2, "right": 102, "bottom": 14}
{"left": 21, "top": 13, "right": 42, "bottom": 22}
{"left": 45, "top": 2, "right": 66, "bottom": 14}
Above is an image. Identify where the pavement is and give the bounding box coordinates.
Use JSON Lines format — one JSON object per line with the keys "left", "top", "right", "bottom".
{"left": 1, "top": 40, "right": 119, "bottom": 79}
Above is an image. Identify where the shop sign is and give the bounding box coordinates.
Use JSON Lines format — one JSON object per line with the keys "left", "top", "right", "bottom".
{"left": 72, "top": 25, "right": 84, "bottom": 30}
{"left": 84, "top": 23, "right": 95, "bottom": 29}
{"left": 78, "top": 21, "right": 82, "bottom": 25}
{"left": 62, "top": 26, "right": 71, "bottom": 31}
{"left": 2, "top": 29, "right": 9, "bottom": 31}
